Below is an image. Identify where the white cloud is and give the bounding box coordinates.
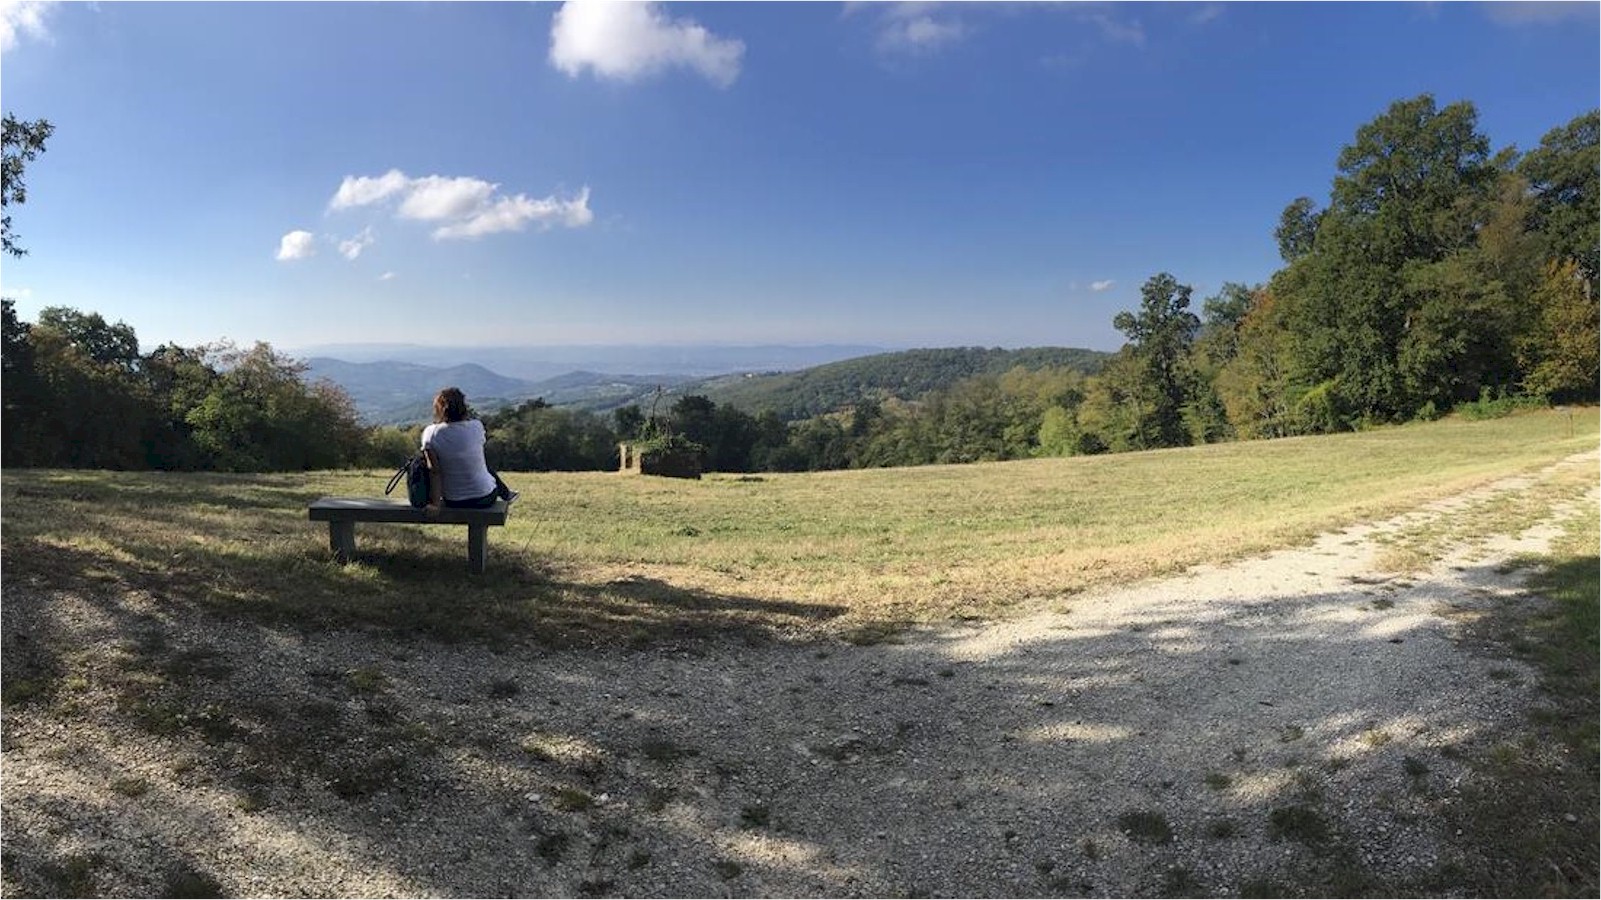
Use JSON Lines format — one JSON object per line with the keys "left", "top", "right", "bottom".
{"left": 397, "top": 175, "right": 497, "bottom": 222}
{"left": 276, "top": 230, "right": 317, "bottom": 261}
{"left": 338, "top": 227, "right": 375, "bottom": 261}
{"left": 1483, "top": 2, "right": 1598, "bottom": 25}
{"left": 1090, "top": 280, "right": 1115, "bottom": 293}
{"left": 379, "top": 271, "right": 396, "bottom": 281}
{"left": 328, "top": 169, "right": 410, "bottom": 211}
{"left": 0, "top": 0, "right": 55, "bottom": 51}
{"left": 431, "top": 187, "right": 593, "bottom": 241}
{"left": 549, "top": 0, "right": 744, "bottom": 88}
{"left": 1189, "top": 4, "right": 1224, "bottom": 26}
{"left": 326, "top": 170, "right": 593, "bottom": 242}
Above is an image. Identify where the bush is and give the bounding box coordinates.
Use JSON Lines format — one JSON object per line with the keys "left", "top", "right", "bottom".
{"left": 1293, "top": 379, "right": 1346, "bottom": 434}
{"left": 1458, "top": 387, "right": 1548, "bottom": 421}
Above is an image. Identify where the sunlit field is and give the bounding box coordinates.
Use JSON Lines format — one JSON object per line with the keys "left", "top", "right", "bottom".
{"left": 3, "top": 408, "right": 1595, "bottom": 646}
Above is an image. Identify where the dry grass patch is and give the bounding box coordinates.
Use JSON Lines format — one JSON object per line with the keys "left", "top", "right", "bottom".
{"left": 1, "top": 409, "right": 1593, "bottom": 645}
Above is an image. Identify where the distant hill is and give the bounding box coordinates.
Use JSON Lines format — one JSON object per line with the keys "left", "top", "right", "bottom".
{"left": 306, "top": 346, "right": 1113, "bottom": 426}
{"left": 302, "top": 358, "right": 694, "bottom": 425}
{"left": 690, "top": 346, "right": 1113, "bottom": 420}
{"left": 291, "top": 343, "right": 888, "bottom": 381}
{"left": 303, "top": 359, "right": 536, "bottom": 423}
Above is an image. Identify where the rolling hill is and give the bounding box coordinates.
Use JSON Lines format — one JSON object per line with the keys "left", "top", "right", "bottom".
{"left": 689, "top": 346, "right": 1112, "bottom": 420}
{"left": 304, "top": 345, "right": 1115, "bottom": 426}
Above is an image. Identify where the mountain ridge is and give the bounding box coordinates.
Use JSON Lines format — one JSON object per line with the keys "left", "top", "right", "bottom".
{"left": 304, "top": 345, "right": 1114, "bottom": 427}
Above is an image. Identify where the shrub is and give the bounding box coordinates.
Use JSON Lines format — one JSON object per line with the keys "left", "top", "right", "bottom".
{"left": 1457, "top": 387, "right": 1548, "bottom": 421}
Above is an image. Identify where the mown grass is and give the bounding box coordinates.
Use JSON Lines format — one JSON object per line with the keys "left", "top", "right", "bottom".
{"left": 1, "top": 408, "right": 1594, "bottom": 647}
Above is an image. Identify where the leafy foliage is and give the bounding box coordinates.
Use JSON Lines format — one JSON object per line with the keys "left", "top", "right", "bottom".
{"left": 2, "top": 112, "right": 55, "bottom": 257}
{"left": 2, "top": 306, "right": 373, "bottom": 471}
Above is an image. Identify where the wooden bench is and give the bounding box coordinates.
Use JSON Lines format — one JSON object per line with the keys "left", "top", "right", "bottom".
{"left": 308, "top": 497, "right": 511, "bottom": 574}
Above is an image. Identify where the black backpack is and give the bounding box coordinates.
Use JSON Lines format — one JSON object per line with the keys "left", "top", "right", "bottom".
{"left": 385, "top": 454, "right": 431, "bottom": 508}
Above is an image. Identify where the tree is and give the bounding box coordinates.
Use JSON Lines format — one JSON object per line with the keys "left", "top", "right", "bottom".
{"left": 486, "top": 400, "right": 617, "bottom": 471}
{"left": 1395, "top": 254, "right": 1519, "bottom": 412}
{"left": 25, "top": 316, "right": 153, "bottom": 468}
{"left": 1110, "top": 272, "right": 1200, "bottom": 448}
{"left": 141, "top": 343, "right": 221, "bottom": 469}
{"left": 1274, "top": 197, "right": 1320, "bottom": 262}
{"left": 2, "top": 299, "right": 39, "bottom": 465}
{"left": 1074, "top": 350, "right": 1148, "bottom": 453}
{"left": 1277, "top": 95, "right": 1503, "bottom": 423}
{"left": 1518, "top": 110, "right": 1599, "bottom": 293}
{"left": 36, "top": 307, "right": 142, "bottom": 373}
{"left": 1519, "top": 260, "right": 1600, "bottom": 402}
{"left": 1216, "top": 287, "right": 1299, "bottom": 439}
{"left": 2, "top": 113, "right": 55, "bottom": 257}
{"left": 612, "top": 404, "right": 646, "bottom": 441}
{"left": 185, "top": 343, "right": 365, "bottom": 471}
{"left": 1329, "top": 94, "right": 1494, "bottom": 262}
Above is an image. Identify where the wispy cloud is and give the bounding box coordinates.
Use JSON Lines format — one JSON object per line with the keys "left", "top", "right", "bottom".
{"left": 1189, "top": 4, "right": 1225, "bottom": 26}
{"left": 851, "top": 2, "right": 971, "bottom": 58}
{"left": 548, "top": 0, "right": 744, "bottom": 88}
{"left": 1082, "top": 12, "right": 1146, "bottom": 47}
{"left": 1090, "top": 279, "right": 1115, "bottom": 293}
{"left": 0, "top": 0, "right": 56, "bottom": 52}
{"left": 1482, "top": 1, "right": 1598, "bottom": 25}
{"left": 275, "top": 230, "right": 316, "bottom": 261}
{"left": 379, "top": 271, "right": 396, "bottom": 282}
{"left": 432, "top": 189, "right": 594, "bottom": 240}
{"left": 338, "top": 227, "right": 375, "bottom": 261}
{"left": 875, "top": 3, "right": 967, "bottom": 56}
{"left": 327, "top": 170, "right": 593, "bottom": 241}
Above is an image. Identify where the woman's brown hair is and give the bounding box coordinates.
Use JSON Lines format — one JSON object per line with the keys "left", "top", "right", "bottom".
{"left": 433, "top": 387, "right": 468, "bottom": 423}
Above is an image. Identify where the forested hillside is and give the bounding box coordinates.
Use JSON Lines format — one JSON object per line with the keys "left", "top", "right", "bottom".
{"left": 693, "top": 346, "right": 1109, "bottom": 420}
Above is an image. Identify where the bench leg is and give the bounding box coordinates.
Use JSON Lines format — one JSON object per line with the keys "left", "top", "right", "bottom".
{"left": 467, "top": 523, "right": 488, "bottom": 574}
{"left": 329, "top": 521, "right": 356, "bottom": 563}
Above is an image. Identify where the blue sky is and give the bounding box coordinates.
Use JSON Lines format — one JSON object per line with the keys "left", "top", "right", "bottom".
{"left": 2, "top": 1, "right": 1597, "bottom": 354}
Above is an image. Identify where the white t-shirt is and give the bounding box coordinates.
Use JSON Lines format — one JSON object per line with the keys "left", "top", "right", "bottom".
{"left": 420, "top": 419, "right": 497, "bottom": 501}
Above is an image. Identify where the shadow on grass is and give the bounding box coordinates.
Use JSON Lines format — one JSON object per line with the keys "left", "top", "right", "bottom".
{"left": 3, "top": 469, "right": 1595, "bottom": 897}
{"left": 1, "top": 533, "right": 844, "bottom": 650}
{"left": 2, "top": 465, "right": 844, "bottom": 648}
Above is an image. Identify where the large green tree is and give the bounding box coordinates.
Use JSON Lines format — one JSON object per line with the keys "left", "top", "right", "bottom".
{"left": 2, "top": 113, "right": 55, "bottom": 258}
{"left": 1110, "top": 272, "right": 1201, "bottom": 448}
{"left": 1518, "top": 110, "right": 1599, "bottom": 294}
{"left": 1280, "top": 95, "right": 1504, "bottom": 423}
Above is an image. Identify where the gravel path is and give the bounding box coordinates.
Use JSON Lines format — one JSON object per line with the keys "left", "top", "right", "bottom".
{"left": 3, "top": 452, "right": 1595, "bottom": 898}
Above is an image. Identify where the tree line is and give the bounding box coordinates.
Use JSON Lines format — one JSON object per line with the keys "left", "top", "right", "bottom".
{"left": 1, "top": 95, "right": 1594, "bottom": 475}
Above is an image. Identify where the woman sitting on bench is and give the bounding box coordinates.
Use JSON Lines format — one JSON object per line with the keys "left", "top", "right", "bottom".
{"left": 421, "top": 387, "right": 518, "bottom": 514}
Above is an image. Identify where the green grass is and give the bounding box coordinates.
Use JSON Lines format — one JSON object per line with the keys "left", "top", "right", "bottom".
{"left": 1, "top": 408, "right": 1593, "bottom": 646}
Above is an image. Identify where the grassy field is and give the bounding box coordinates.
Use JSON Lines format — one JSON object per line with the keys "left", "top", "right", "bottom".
{"left": 2, "top": 407, "right": 1595, "bottom": 647}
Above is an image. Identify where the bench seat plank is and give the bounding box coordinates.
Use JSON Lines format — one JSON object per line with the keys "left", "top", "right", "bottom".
{"left": 308, "top": 497, "right": 508, "bottom": 525}
{"left": 307, "top": 497, "right": 510, "bottom": 572}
